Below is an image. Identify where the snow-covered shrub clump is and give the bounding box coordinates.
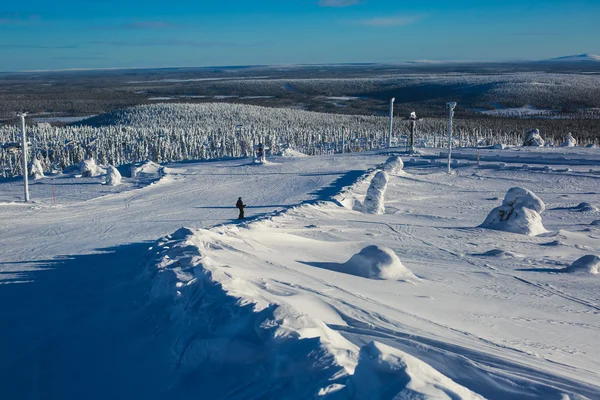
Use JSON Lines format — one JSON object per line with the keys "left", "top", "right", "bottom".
{"left": 363, "top": 171, "right": 388, "bottom": 214}
{"left": 523, "top": 128, "right": 544, "bottom": 147}
{"left": 30, "top": 158, "right": 45, "bottom": 179}
{"left": 561, "top": 132, "right": 577, "bottom": 147}
{"left": 78, "top": 157, "right": 104, "bottom": 177}
{"left": 565, "top": 255, "right": 600, "bottom": 275}
{"left": 105, "top": 165, "right": 122, "bottom": 186}
{"left": 348, "top": 342, "right": 484, "bottom": 400}
{"left": 480, "top": 187, "right": 547, "bottom": 236}
{"left": 382, "top": 156, "right": 404, "bottom": 175}
{"left": 280, "top": 148, "right": 307, "bottom": 157}
{"left": 341, "top": 245, "right": 416, "bottom": 281}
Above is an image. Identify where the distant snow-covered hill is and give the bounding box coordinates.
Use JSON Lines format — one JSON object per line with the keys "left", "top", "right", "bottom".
{"left": 546, "top": 53, "right": 600, "bottom": 62}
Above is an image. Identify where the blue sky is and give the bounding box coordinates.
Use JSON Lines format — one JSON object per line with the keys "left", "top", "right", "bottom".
{"left": 1, "top": 0, "right": 599, "bottom": 71}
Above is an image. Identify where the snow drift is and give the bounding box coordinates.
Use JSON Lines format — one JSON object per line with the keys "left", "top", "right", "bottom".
{"left": 363, "top": 171, "right": 388, "bottom": 214}
{"left": 480, "top": 187, "right": 547, "bottom": 236}
{"left": 565, "top": 255, "right": 600, "bottom": 275}
{"left": 573, "top": 202, "right": 597, "bottom": 212}
{"left": 148, "top": 227, "right": 358, "bottom": 398}
{"left": 523, "top": 129, "right": 544, "bottom": 147}
{"left": 382, "top": 156, "right": 404, "bottom": 175}
{"left": 348, "top": 342, "right": 484, "bottom": 400}
{"left": 280, "top": 148, "right": 307, "bottom": 158}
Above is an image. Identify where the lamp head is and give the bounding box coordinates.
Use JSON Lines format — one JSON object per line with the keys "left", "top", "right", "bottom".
{"left": 446, "top": 102, "right": 457, "bottom": 109}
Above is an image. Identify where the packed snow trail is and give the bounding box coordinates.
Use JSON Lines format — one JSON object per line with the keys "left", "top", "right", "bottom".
{"left": 0, "top": 155, "right": 381, "bottom": 278}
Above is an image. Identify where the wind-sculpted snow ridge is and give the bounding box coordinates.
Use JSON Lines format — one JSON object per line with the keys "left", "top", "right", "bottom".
{"left": 363, "top": 171, "right": 389, "bottom": 214}
{"left": 147, "top": 226, "right": 483, "bottom": 399}
{"left": 349, "top": 342, "right": 484, "bottom": 400}
{"left": 381, "top": 155, "right": 404, "bottom": 175}
{"left": 148, "top": 227, "right": 358, "bottom": 399}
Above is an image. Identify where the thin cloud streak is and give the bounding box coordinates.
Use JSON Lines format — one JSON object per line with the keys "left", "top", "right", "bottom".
{"left": 319, "top": 0, "right": 360, "bottom": 7}
{"left": 357, "top": 15, "right": 422, "bottom": 27}
{"left": 0, "top": 44, "right": 79, "bottom": 49}
{"left": 91, "top": 39, "right": 266, "bottom": 48}
{"left": 95, "top": 21, "right": 184, "bottom": 30}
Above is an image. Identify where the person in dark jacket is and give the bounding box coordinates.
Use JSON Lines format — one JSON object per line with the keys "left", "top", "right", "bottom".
{"left": 236, "top": 197, "right": 246, "bottom": 219}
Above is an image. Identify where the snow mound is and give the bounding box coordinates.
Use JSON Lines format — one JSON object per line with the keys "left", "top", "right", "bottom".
{"left": 523, "top": 128, "right": 544, "bottom": 147}
{"left": 493, "top": 143, "right": 507, "bottom": 150}
{"left": 480, "top": 187, "right": 547, "bottom": 236}
{"left": 475, "top": 249, "right": 522, "bottom": 258}
{"left": 382, "top": 156, "right": 404, "bottom": 175}
{"left": 565, "top": 255, "right": 600, "bottom": 275}
{"left": 280, "top": 147, "right": 307, "bottom": 157}
{"left": 30, "top": 158, "right": 45, "bottom": 180}
{"left": 105, "top": 165, "right": 121, "bottom": 186}
{"left": 574, "top": 202, "right": 597, "bottom": 212}
{"left": 77, "top": 157, "right": 105, "bottom": 177}
{"left": 341, "top": 245, "right": 417, "bottom": 281}
{"left": 136, "top": 160, "right": 163, "bottom": 176}
{"left": 364, "top": 171, "right": 388, "bottom": 214}
{"left": 348, "top": 342, "right": 484, "bottom": 400}
{"left": 561, "top": 132, "right": 577, "bottom": 147}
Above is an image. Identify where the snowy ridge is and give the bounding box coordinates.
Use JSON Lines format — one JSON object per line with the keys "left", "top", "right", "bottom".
{"left": 147, "top": 223, "right": 483, "bottom": 399}
{"left": 148, "top": 227, "right": 358, "bottom": 398}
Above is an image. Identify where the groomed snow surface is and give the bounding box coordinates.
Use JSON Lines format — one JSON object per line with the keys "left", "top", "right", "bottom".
{"left": 1, "top": 147, "right": 600, "bottom": 399}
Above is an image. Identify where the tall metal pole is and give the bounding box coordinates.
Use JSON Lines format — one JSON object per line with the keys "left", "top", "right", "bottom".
{"left": 18, "top": 112, "right": 30, "bottom": 202}
{"left": 446, "top": 102, "right": 457, "bottom": 174}
{"left": 387, "top": 97, "right": 395, "bottom": 148}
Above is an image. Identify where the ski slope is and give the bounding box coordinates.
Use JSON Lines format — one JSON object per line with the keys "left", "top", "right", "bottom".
{"left": 1, "top": 147, "right": 599, "bottom": 399}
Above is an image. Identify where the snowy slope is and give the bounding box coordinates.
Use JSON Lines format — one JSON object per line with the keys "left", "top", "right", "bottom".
{"left": 547, "top": 53, "right": 600, "bottom": 62}
{"left": 1, "top": 148, "right": 600, "bottom": 399}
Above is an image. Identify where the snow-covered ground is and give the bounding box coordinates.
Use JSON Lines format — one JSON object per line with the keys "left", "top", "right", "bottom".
{"left": 1, "top": 147, "right": 599, "bottom": 399}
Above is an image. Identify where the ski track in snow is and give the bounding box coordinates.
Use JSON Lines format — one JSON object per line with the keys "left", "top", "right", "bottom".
{"left": 1, "top": 147, "right": 600, "bottom": 399}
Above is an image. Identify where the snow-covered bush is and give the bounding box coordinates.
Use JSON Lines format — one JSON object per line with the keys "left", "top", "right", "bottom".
{"left": 30, "top": 158, "right": 45, "bottom": 180}
{"left": 561, "top": 132, "right": 577, "bottom": 147}
{"left": 340, "top": 245, "right": 416, "bottom": 281}
{"left": 105, "top": 165, "right": 122, "bottom": 186}
{"left": 523, "top": 128, "right": 544, "bottom": 147}
{"left": 382, "top": 156, "right": 404, "bottom": 175}
{"left": 480, "top": 187, "right": 546, "bottom": 236}
{"left": 78, "top": 157, "right": 104, "bottom": 177}
{"left": 565, "top": 255, "right": 600, "bottom": 275}
{"left": 363, "top": 171, "right": 388, "bottom": 214}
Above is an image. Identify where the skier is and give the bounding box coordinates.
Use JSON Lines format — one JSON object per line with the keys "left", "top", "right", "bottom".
{"left": 236, "top": 197, "right": 246, "bottom": 219}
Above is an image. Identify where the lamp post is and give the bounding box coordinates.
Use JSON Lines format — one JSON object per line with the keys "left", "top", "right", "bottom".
{"left": 387, "top": 97, "right": 395, "bottom": 148}
{"left": 446, "top": 102, "right": 457, "bottom": 174}
{"left": 408, "top": 111, "right": 418, "bottom": 153}
{"left": 17, "top": 112, "right": 30, "bottom": 202}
